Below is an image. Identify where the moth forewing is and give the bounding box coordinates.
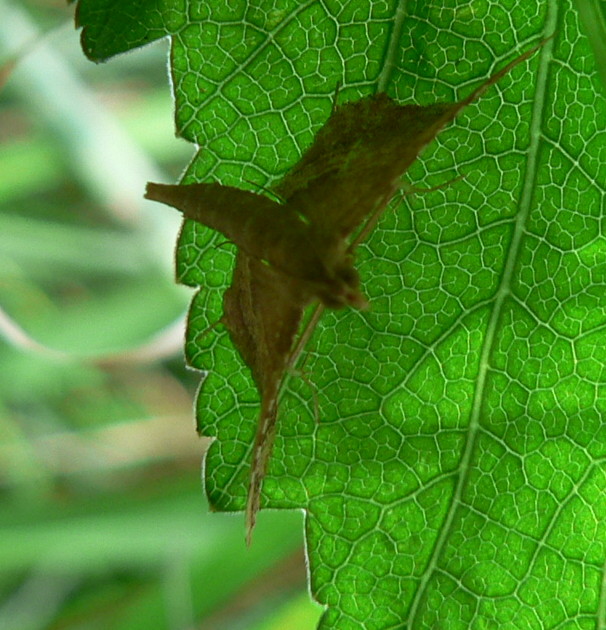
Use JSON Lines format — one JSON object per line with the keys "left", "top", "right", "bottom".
{"left": 145, "top": 181, "right": 361, "bottom": 307}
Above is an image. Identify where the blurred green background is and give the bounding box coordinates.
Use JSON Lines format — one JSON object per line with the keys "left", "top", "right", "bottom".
{"left": 0, "top": 1, "right": 320, "bottom": 628}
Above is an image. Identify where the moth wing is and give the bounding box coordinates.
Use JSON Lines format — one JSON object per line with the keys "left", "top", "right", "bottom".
{"left": 145, "top": 181, "right": 329, "bottom": 285}
{"left": 276, "top": 96, "right": 456, "bottom": 245}
{"left": 145, "top": 181, "right": 291, "bottom": 259}
{"left": 222, "top": 251, "right": 308, "bottom": 543}
{"left": 275, "top": 40, "right": 546, "bottom": 244}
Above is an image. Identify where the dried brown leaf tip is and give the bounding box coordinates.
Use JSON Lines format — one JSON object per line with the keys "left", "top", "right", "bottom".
{"left": 145, "top": 39, "right": 548, "bottom": 544}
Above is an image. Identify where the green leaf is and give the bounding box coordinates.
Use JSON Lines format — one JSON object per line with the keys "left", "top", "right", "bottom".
{"left": 76, "top": 1, "right": 606, "bottom": 628}
{"left": 75, "top": 0, "right": 187, "bottom": 61}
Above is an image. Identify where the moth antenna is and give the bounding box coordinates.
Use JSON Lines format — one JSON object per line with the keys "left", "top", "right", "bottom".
{"left": 245, "top": 389, "right": 280, "bottom": 546}
{"left": 214, "top": 238, "right": 236, "bottom": 250}
{"left": 349, "top": 183, "right": 401, "bottom": 251}
{"left": 243, "top": 179, "right": 285, "bottom": 203}
{"left": 401, "top": 172, "right": 467, "bottom": 196}
{"left": 286, "top": 305, "right": 324, "bottom": 374}
{"left": 288, "top": 349, "right": 320, "bottom": 424}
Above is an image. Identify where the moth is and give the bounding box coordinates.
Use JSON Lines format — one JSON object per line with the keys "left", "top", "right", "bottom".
{"left": 145, "top": 39, "right": 547, "bottom": 543}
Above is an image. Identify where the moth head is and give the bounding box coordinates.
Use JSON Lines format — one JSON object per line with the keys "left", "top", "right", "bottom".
{"left": 320, "top": 263, "right": 368, "bottom": 309}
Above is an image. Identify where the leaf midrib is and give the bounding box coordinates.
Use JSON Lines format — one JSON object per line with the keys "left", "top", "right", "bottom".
{"left": 377, "top": 0, "right": 410, "bottom": 92}
{"left": 405, "top": 9, "right": 558, "bottom": 625}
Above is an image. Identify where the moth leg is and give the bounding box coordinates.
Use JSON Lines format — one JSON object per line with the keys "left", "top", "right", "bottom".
{"left": 288, "top": 359, "right": 320, "bottom": 424}
{"left": 350, "top": 173, "right": 466, "bottom": 254}
{"left": 243, "top": 179, "right": 285, "bottom": 204}
{"left": 349, "top": 185, "right": 399, "bottom": 251}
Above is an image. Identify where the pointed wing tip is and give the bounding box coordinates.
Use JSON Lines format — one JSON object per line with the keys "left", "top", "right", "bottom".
{"left": 144, "top": 181, "right": 164, "bottom": 201}
{"left": 460, "top": 35, "right": 553, "bottom": 108}
{"left": 245, "top": 504, "right": 257, "bottom": 547}
{"left": 144, "top": 182, "right": 188, "bottom": 216}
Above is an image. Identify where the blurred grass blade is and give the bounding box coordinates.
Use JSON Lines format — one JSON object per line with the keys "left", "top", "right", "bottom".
{"left": 0, "top": 305, "right": 70, "bottom": 360}
{"left": 574, "top": 0, "right": 606, "bottom": 92}
{"left": 0, "top": 0, "right": 182, "bottom": 273}
{"left": 0, "top": 17, "right": 70, "bottom": 92}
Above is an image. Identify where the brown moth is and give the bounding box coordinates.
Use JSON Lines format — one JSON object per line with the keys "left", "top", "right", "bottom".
{"left": 145, "top": 39, "right": 547, "bottom": 543}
